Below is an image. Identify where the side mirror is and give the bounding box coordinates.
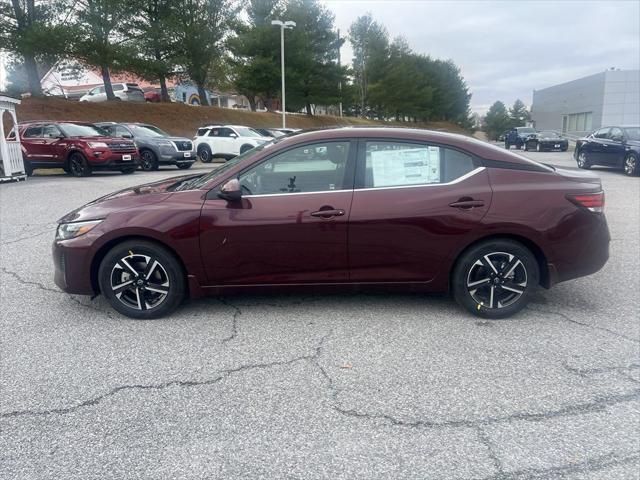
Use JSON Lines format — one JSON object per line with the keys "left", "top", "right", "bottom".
{"left": 123, "top": 133, "right": 133, "bottom": 139}
{"left": 218, "top": 179, "right": 242, "bottom": 201}
{"left": 229, "top": 133, "right": 237, "bottom": 138}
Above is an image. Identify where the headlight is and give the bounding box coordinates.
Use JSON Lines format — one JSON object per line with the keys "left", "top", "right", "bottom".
{"left": 56, "top": 220, "right": 103, "bottom": 240}
{"left": 157, "top": 140, "right": 174, "bottom": 147}
{"left": 88, "top": 142, "right": 108, "bottom": 148}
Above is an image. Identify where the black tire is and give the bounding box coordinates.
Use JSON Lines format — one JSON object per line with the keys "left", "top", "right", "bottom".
{"left": 177, "top": 163, "right": 193, "bottom": 169}
{"left": 561, "top": 145, "right": 568, "bottom": 152}
{"left": 240, "top": 144, "right": 253, "bottom": 154}
{"left": 198, "top": 145, "right": 212, "bottom": 163}
{"left": 576, "top": 150, "right": 591, "bottom": 169}
{"left": 139, "top": 149, "right": 159, "bottom": 171}
{"left": 623, "top": 153, "right": 639, "bottom": 177}
{"left": 98, "top": 240, "right": 186, "bottom": 319}
{"left": 452, "top": 239, "right": 539, "bottom": 319}
{"left": 504, "top": 143, "right": 510, "bottom": 149}
{"left": 68, "top": 152, "right": 92, "bottom": 177}
{"left": 121, "top": 167, "right": 136, "bottom": 174}
{"left": 24, "top": 160, "right": 33, "bottom": 177}
{"left": 536, "top": 142, "right": 542, "bottom": 152}
{"left": 523, "top": 142, "right": 529, "bottom": 151}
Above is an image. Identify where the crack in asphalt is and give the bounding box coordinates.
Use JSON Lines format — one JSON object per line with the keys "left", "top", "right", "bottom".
{"left": 563, "top": 362, "right": 640, "bottom": 377}
{"left": 480, "top": 452, "right": 640, "bottom": 480}
{"left": 0, "top": 266, "right": 109, "bottom": 316}
{"left": 0, "top": 227, "right": 55, "bottom": 246}
{"left": 476, "top": 427, "right": 505, "bottom": 478}
{"left": 217, "top": 297, "right": 241, "bottom": 344}
{"left": 527, "top": 305, "right": 640, "bottom": 344}
{"left": 0, "top": 332, "right": 332, "bottom": 420}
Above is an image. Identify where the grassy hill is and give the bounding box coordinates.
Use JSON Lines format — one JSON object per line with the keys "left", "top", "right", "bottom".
{"left": 15, "top": 98, "right": 466, "bottom": 138}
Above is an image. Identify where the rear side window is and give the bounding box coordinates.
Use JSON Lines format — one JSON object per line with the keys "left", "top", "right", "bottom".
{"left": 362, "top": 141, "right": 476, "bottom": 188}
{"left": 23, "top": 125, "right": 43, "bottom": 138}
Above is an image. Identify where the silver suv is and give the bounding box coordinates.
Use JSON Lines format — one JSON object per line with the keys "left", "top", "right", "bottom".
{"left": 79, "top": 83, "right": 145, "bottom": 102}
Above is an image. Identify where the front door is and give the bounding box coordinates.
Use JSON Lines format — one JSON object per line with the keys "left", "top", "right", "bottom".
{"left": 199, "top": 140, "right": 355, "bottom": 285}
{"left": 40, "top": 124, "right": 66, "bottom": 165}
{"left": 348, "top": 139, "right": 493, "bottom": 283}
{"left": 601, "top": 127, "right": 627, "bottom": 166}
{"left": 586, "top": 127, "right": 611, "bottom": 163}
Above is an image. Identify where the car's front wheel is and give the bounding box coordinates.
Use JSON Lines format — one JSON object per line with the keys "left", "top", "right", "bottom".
{"left": 68, "top": 152, "right": 92, "bottom": 177}
{"left": 577, "top": 150, "right": 591, "bottom": 169}
{"left": 452, "top": 239, "right": 539, "bottom": 319}
{"left": 624, "top": 153, "right": 639, "bottom": 176}
{"left": 98, "top": 240, "right": 186, "bottom": 319}
{"left": 139, "top": 150, "right": 159, "bottom": 171}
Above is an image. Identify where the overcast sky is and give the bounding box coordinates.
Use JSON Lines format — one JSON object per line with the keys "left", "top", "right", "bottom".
{"left": 322, "top": 0, "right": 640, "bottom": 115}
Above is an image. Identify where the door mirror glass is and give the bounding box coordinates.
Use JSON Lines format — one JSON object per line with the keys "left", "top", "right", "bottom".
{"left": 218, "top": 178, "right": 242, "bottom": 201}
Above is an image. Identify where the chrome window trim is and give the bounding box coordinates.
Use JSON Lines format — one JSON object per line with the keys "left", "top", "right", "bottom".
{"left": 241, "top": 167, "right": 485, "bottom": 198}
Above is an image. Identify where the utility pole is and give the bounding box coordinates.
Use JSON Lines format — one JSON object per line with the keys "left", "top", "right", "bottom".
{"left": 271, "top": 20, "right": 296, "bottom": 128}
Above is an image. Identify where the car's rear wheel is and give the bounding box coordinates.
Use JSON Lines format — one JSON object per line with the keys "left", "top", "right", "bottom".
{"left": 69, "top": 152, "right": 92, "bottom": 177}
{"left": 139, "top": 150, "right": 159, "bottom": 171}
{"left": 98, "top": 240, "right": 186, "bottom": 319}
{"left": 198, "top": 145, "right": 212, "bottom": 163}
{"left": 452, "top": 239, "right": 539, "bottom": 319}
{"left": 577, "top": 150, "right": 591, "bottom": 169}
{"left": 624, "top": 153, "right": 639, "bottom": 176}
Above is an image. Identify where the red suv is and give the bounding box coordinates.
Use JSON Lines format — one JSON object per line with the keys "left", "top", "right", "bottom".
{"left": 17, "top": 121, "right": 139, "bottom": 176}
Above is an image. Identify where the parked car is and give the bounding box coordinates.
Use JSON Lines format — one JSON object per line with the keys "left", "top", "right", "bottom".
{"left": 523, "top": 130, "right": 569, "bottom": 152}
{"left": 504, "top": 127, "right": 537, "bottom": 149}
{"left": 254, "top": 128, "right": 285, "bottom": 138}
{"left": 575, "top": 125, "right": 640, "bottom": 176}
{"left": 52, "top": 127, "right": 609, "bottom": 320}
{"left": 143, "top": 88, "right": 162, "bottom": 103}
{"left": 79, "top": 83, "right": 145, "bottom": 103}
{"left": 194, "top": 125, "right": 271, "bottom": 162}
{"left": 96, "top": 122, "right": 195, "bottom": 171}
{"left": 17, "top": 121, "right": 138, "bottom": 176}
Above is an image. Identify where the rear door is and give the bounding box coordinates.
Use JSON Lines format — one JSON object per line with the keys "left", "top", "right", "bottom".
{"left": 199, "top": 140, "right": 355, "bottom": 285}
{"left": 40, "top": 124, "right": 66, "bottom": 165}
{"left": 348, "top": 139, "right": 492, "bottom": 283}
{"left": 20, "top": 124, "right": 44, "bottom": 162}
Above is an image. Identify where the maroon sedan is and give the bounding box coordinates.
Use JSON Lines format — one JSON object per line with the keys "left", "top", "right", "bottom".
{"left": 52, "top": 128, "right": 609, "bottom": 319}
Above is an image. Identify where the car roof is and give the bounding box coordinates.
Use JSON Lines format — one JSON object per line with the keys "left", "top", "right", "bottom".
{"left": 275, "top": 126, "right": 549, "bottom": 168}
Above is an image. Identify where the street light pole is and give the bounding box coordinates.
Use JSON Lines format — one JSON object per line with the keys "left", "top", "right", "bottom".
{"left": 271, "top": 20, "right": 296, "bottom": 129}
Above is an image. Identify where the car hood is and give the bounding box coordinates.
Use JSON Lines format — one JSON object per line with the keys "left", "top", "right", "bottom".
{"left": 58, "top": 174, "right": 201, "bottom": 223}
{"left": 140, "top": 136, "right": 192, "bottom": 144}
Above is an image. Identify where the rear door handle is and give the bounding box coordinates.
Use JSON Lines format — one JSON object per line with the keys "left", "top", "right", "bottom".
{"left": 449, "top": 199, "right": 484, "bottom": 209}
{"left": 311, "top": 208, "right": 345, "bottom": 218}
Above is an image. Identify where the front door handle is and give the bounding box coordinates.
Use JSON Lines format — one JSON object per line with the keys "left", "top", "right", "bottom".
{"left": 311, "top": 208, "right": 345, "bottom": 218}
{"left": 449, "top": 199, "right": 485, "bottom": 209}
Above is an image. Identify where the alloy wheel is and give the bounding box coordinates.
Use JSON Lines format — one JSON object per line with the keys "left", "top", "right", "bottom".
{"left": 110, "top": 253, "right": 170, "bottom": 311}
{"left": 577, "top": 152, "right": 589, "bottom": 168}
{"left": 198, "top": 147, "right": 210, "bottom": 163}
{"left": 70, "top": 155, "right": 84, "bottom": 176}
{"left": 624, "top": 155, "right": 637, "bottom": 176}
{"left": 140, "top": 151, "right": 155, "bottom": 171}
{"left": 536, "top": 142, "right": 541, "bottom": 152}
{"left": 466, "top": 252, "right": 528, "bottom": 309}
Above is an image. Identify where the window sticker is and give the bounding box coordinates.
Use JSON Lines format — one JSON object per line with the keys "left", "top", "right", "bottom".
{"left": 370, "top": 147, "right": 441, "bottom": 187}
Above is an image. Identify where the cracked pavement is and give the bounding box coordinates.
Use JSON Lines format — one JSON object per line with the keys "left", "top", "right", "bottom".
{"left": 1, "top": 154, "right": 639, "bottom": 479}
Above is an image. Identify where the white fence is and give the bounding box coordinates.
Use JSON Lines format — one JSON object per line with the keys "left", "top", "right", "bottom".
{"left": 0, "top": 140, "right": 25, "bottom": 177}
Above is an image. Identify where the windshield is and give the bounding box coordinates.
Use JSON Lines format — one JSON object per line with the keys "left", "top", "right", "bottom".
{"left": 177, "top": 139, "right": 278, "bottom": 190}
{"left": 59, "top": 123, "right": 108, "bottom": 137}
{"left": 540, "top": 131, "right": 560, "bottom": 138}
{"left": 127, "top": 124, "right": 168, "bottom": 137}
{"left": 517, "top": 128, "right": 536, "bottom": 134}
{"left": 234, "top": 127, "right": 262, "bottom": 138}
{"left": 624, "top": 127, "right": 640, "bottom": 141}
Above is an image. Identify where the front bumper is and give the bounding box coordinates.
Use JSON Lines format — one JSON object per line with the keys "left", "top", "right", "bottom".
{"left": 52, "top": 236, "right": 96, "bottom": 296}
{"left": 158, "top": 149, "right": 197, "bottom": 166}
{"left": 89, "top": 150, "right": 140, "bottom": 170}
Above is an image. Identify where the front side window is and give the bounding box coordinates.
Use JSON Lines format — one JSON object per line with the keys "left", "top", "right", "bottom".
{"left": 238, "top": 141, "right": 350, "bottom": 195}
{"left": 363, "top": 141, "right": 476, "bottom": 188}
{"left": 112, "top": 84, "right": 124, "bottom": 92}
{"left": 609, "top": 127, "right": 624, "bottom": 142}
{"left": 208, "top": 128, "right": 221, "bottom": 137}
{"left": 42, "top": 124, "right": 61, "bottom": 138}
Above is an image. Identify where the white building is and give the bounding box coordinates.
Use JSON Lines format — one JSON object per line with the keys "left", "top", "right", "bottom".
{"left": 531, "top": 70, "right": 640, "bottom": 137}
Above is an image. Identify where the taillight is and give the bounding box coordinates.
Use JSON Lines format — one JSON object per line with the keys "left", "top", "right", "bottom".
{"left": 567, "top": 191, "right": 605, "bottom": 213}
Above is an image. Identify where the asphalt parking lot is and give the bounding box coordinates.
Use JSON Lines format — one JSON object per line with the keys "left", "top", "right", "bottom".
{"left": 1, "top": 150, "right": 638, "bottom": 479}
